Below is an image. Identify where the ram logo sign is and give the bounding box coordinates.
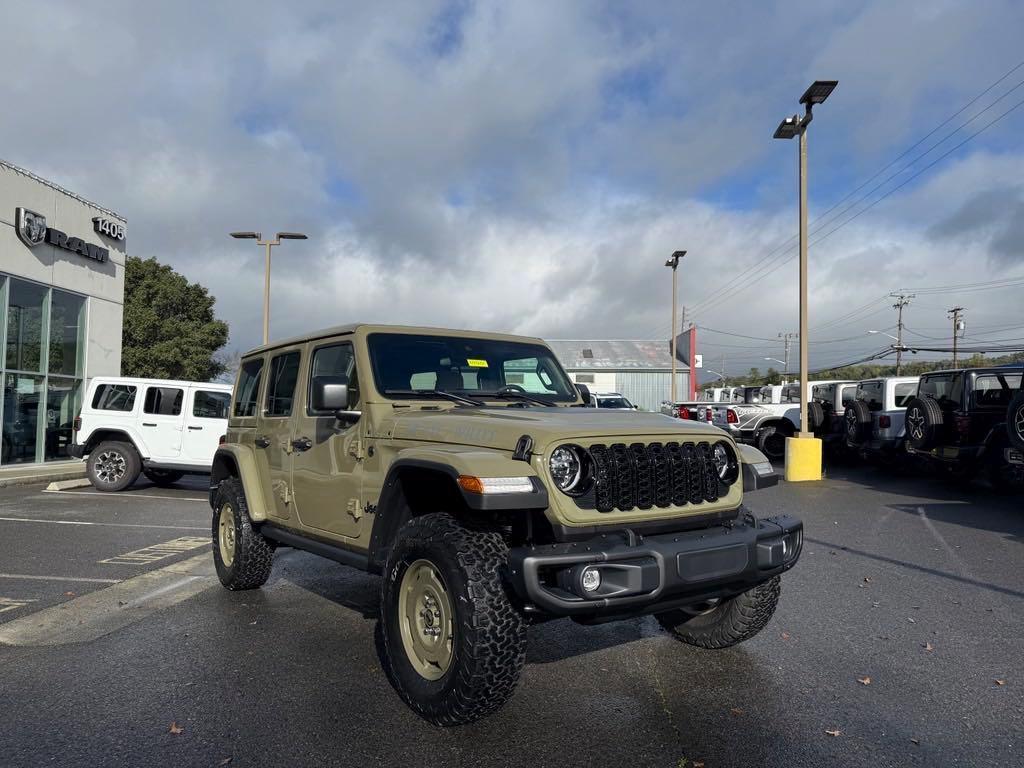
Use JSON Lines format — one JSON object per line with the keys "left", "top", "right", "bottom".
{"left": 15, "top": 207, "right": 47, "bottom": 248}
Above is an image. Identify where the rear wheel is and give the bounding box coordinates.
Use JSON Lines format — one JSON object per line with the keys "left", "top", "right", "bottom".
{"left": 757, "top": 425, "right": 787, "bottom": 460}
{"left": 86, "top": 440, "right": 141, "bottom": 492}
{"left": 212, "top": 477, "right": 275, "bottom": 590}
{"left": 143, "top": 468, "right": 184, "bottom": 486}
{"left": 380, "top": 513, "right": 527, "bottom": 726}
{"left": 657, "top": 576, "right": 781, "bottom": 649}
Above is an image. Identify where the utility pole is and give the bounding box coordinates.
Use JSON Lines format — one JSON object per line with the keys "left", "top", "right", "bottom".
{"left": 778, "top": 332, "right": 797, "bottom": 381}
{"left": 665, "top": 251, "right": 686, "bottom": 403}
{"left": 948, "top": 306, "right": 965, "bottom": 366}
{"left": 890, "top": 292, "right": 914, "bottom": 375}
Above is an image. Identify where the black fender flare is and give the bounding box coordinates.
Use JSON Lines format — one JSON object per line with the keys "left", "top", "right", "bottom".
{"left": 366, "top": 459, "right": 548, "bottom": 574}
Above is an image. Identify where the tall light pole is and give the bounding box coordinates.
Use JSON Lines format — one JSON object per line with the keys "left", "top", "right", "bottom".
{"left": 665, "top": 250, "right": 686, "bottom": 402}
{"left": 774, "top": 80, "right": 837, "bottom": 439}
{"left": 230, "top": 231, "right": 308, "bottom": 345}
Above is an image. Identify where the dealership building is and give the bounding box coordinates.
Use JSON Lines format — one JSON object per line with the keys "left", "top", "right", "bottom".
{"left": 0, "top": 159, "right": 125, "bottom": 467}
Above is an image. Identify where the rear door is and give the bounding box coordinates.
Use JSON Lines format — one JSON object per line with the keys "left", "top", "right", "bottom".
{"left": 181, "top": 387, "right": 231, "bottom": 465}
{"left": 140, "top": 385, "right": 185, "bottom": 459}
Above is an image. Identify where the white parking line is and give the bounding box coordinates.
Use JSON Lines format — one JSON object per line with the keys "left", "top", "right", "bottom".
{"left": 0, "top": 573, "right": 120, "bottom": 584}
{"left": 0, "top": 516, "right": 207, "bottom": 531}
{"left": 42, "top": 490, "right": 207, "bottom": 502}
{"left": 0, "top": 597, "right": 38, "bottom": 613}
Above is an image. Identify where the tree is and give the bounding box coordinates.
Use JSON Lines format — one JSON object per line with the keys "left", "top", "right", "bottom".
{"left": 122, "top": 256, "right": 230, "bottom": 381}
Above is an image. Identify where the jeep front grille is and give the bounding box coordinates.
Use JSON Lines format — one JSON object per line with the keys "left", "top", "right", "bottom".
{"left": 583, "top": 442, "right": 719, "bottom": 513}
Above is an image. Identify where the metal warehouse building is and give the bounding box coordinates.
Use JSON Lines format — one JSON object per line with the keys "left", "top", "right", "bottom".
{"left": 546, "top": 340, "right": 691, "bottom": 412}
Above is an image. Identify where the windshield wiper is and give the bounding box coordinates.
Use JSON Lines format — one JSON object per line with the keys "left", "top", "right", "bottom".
{"left": 482, "top": 388, "right": 554, "bottom": 407}
{"left": 383, "top": 389, "right": 483, "bottom": 407}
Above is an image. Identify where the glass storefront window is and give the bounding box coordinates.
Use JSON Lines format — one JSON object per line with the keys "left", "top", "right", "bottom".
{"left": 1, "top": 275, "right": 87, "bottom": 465}
{"left": 49, "top": 290, "right": 86, "bottom": 376}
{"left": 2, "top": 373, "right": 44, "bottom": 464}
{"left": 6, "top": 278, "right": 48, "bottom": 373}
{"left": 44, "top": 377, "right": 81, "bottom": 461}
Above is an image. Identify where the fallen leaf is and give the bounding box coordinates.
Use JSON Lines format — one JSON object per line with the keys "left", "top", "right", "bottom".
{"left": 994, "top": 679, "right": 1006, "bottom": 686}
{"left": 781, "top": 632, "right": 791, "bottom": 641}
{"left": 693, "top": 763, "right": 704, "bottom": 768}
{"left": 907, "top": 618, "right": 916, "bottom": 623}
{"left": 863, "top": 577, "right": 872, "bottom": 583}
{"left": 825, "top": 728, "right": 841, "bottom": 737}
{"left": 910, "top": 738, "right": 920, "bottom": 745}
{"left": 64, "top": 591, "right": 76, "bottom": 597}
{"left": 730, "top": 707, "right": 744, "bottom": 716}
{"left": 923, "top": 642, "right": 934, "bottom": 652}
{"left": 857, "top": 676, "right": 871, "bottom": 686}
{"left": 169, "top": 722, "right": 184, "bottom": 735}
{"left": 218, "top": 759, "right": 233, "bottom": 766}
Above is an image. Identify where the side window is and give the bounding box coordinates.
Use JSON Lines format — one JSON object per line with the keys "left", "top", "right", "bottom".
{"left": 193, "top": 390, "right": 231, "bottom": 419}
{"left": 972, "top": 374, "right": 1021, "bottom": 408}
{"left": 143, "top": 387, "right": 183, "bottom": 416}
{"left": 91, "top": 384, "right": 136, "bottom": 411}
{"left": 265, "top": 351, "right": 302, "bottom": 417}
{"left": 893, "top": 383, "right": 916, "bottom": 408}
{"left": 234, "top": 358, "right": 264, "bottom": 417}
{"left": 309, "top": 343, "right": 358, "bottom": 414}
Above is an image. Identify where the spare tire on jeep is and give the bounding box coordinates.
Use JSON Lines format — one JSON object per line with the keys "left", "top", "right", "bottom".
{"left": 1008, "top": 390, "right": 1024, "bottom": 451}
{"left": 807, "top": 401, "right": 826, "bottom": 434}
{"left": 844, "top": 401, "right": 872, "bottom": 447}
{"left": 905, "top": 396, "right": 944, "bottom": 451}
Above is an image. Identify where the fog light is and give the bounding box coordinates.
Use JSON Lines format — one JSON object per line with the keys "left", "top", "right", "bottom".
{"left": 581, "top": 567, "right": 601, "bottom": 593}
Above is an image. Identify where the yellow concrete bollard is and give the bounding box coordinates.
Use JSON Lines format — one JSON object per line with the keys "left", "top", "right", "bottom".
{"left": 784, "top": 436, "right": 822, "bottom": 482}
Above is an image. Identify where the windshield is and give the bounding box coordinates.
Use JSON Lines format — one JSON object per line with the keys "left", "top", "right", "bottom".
{"left": 367, "top": 333, "right": 578, "bottom": 403}
{"left": 597, "top": 396, "right": 632, "bottom": 409}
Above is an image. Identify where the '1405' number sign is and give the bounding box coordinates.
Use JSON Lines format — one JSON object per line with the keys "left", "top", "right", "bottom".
{"left": 93, "top": 217, "right": 125, "bottom": 241}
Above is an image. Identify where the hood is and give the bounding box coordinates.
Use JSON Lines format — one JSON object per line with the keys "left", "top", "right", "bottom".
{"left": 379, "top": 406, "right": 725, "bottom": 452}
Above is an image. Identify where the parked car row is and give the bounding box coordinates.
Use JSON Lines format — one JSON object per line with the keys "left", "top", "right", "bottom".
{"left": 661, "top": 366, "right": 1024, "bottom": 490}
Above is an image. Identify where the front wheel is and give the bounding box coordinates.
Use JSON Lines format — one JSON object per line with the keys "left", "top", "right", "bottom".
{"left": 380, "top": 513, "right": 527, "bottom": 726}
{"left": 656, "top": 576, "right": 781, "bottom": 649}
{"left": 212, "top": 477, "right": 275, "bottom": 590}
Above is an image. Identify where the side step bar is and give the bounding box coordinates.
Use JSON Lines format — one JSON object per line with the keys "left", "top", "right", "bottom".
{"left": 259, "top": 523, "right": 370, "bottom": 571}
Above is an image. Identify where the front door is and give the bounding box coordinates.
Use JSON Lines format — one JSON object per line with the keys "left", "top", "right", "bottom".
{"left": 181, "top": 387, "right": 231, "bottom": 465}
{"left": 140, "top": 385, "right": 184, "bottom": 459}
{"left": 258, "top": 349, "right": 303, "bottom": 520}
{"left": 290, "top": 340, "right": 364, "bottom": 540}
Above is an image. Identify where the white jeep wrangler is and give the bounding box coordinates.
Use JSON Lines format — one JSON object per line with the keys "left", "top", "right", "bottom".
{"left": 71, "top": 377, "right": 232, "bottom": 491}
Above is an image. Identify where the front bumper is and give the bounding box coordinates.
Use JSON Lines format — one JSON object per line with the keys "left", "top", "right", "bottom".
{"left": 507, "top": 514, "right": 802, "bottom": 618}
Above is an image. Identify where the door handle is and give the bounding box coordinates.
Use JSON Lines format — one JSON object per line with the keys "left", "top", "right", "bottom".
{"left": 291, "top": 437, "right": 313, "bottom": 452}
{"left": 142, "top": 422, "right": 157, "bottom": 427}
{"left": 188, "top": 426, "right": 203, "bottom": 431}
{"left": 254, "top": 436, "right": 271, "bottom": 448}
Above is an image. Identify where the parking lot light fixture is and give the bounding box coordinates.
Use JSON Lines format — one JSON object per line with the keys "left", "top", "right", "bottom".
{"left": 774, "top": 80, "right": 837, "bottom": 482}
{"left": 868, "top": 330, "right": 900, "bottom": 343}
{"left": 665, "top": 250, "right": 686, "bottom": 403}
{"left": 230, "top": 229, "right": 308, "bottom": 345}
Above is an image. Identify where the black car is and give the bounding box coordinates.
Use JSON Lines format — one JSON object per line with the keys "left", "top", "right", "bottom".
{"left": 905, "top": 366, "right": 1023, "bottom": 490}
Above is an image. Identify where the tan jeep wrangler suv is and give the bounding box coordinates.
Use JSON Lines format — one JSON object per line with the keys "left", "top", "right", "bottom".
{"left": 210, "top": 324, "right": 801, "bottom": 725}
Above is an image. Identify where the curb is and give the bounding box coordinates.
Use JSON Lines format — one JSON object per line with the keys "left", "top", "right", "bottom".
{"left": 0, "top": 466, "right": 88, "bottom": 489}
{"left": 45, "top": 478, "right": 93, "bottom": 491}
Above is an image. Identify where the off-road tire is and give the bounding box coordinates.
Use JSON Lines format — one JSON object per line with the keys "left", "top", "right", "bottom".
{"left": 807, "top": 401, "right": 826, "bottom": 434}
{"left": 844, "top": 401, "right": 872, "bottom": 447}
{"left": 757, "top": 425, "right": 786, "bottom": 460}
{"left": 656, "top": 576, "right": 781, "bottom": 649}
{"left": 143, "top": 468, "right": 185, "bottom": 486}
{"left": 380, "top": 513, "right": 527, "bottom": 726}
{"left": 86, "top": 440, "right": 141, "bottom": 492}
{"left": 905, "top": 396, "right": 944, "bottom": 451}
{"left": 1008, "top": 390, "right": 1024, "bottom": 451}
{"left": 212, "top": 477, "right": 275, "bottom": 590}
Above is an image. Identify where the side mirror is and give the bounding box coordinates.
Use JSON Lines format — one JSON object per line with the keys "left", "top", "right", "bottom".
{"left": 311, "top": 375, "right": 351, "bottom": 413}
{"left": 576, "top": 383, "right": 592, "bottom": 405}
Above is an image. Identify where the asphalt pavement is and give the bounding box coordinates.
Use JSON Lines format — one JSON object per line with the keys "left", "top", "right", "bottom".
{"left": 0, "top": 466, "right": 1021, "bottom": 768}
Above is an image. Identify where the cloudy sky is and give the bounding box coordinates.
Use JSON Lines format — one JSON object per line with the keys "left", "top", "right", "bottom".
{"left": 3, "top": 0, "right": 1023, "bottom": 379}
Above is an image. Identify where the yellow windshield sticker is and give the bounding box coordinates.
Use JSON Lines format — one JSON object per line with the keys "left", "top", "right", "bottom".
{"left": 467, "top": 358, "right": 489, "bottom": 368}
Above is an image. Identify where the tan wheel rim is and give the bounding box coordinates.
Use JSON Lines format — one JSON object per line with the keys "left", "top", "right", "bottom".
{"left": 398, "top": 559, "right": 454, "bottom": 681}
{"left": 218, "top": 503, "right": 236, "bottom": 567}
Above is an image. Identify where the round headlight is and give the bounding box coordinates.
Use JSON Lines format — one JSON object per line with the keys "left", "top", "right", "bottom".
{"left": 712, "top": 441, "right": 740, "bottom": 485}
{"left": 549, "top": 445, "right": 585, "bottom": 493}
